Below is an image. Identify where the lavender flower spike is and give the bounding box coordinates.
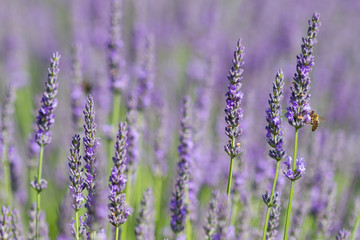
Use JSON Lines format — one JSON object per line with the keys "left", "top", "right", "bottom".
{"left": 70, "top": 44, "right": 84, "bottom": 132}
{"left": 204, "top": 191, "right": 219, "bottom": 240}
{"left": 108, "top": 122, "right": 131, "bottom": 227}
{"left": 336, "top": 229, "right": 349, "bottom": 240}
{"left": 285, "top": 13, "right": 321, "bottom": 128}
{"left": 177, "top": 96, "right": 193, "bottom": 183}
{"left": 107, "top": 0, "right": 128, "bottom": 93}
{"left": 68, "top": 134, "right": 84, "bottom": 239}
{"left": 83, "top": 95, "right": 99, "bottom": 229}
{"left": 0, "top": 206, "right": 12, "bottom": 239}
{"left": 225, "top": 39, "right": 244, "bottom": 195}
{"left": 135, "top": 188, "right": 155, "bottom": 240}
{"left": 266, "top": 70, "right": 286, "bottom": 161}
{"left": 170, "top": 177, "right": 187, "bottom": 234}
{"left": 283, "top": 156, "right": 306, "bottom": 181}
{"left": 35, "top": 52, "right": 61, "bottom": 146}
{"left": 69, "top": 134, "right": 84, "bottom": 211}
{"left": 266, "top": 194, "right": 281, "bottom": 240}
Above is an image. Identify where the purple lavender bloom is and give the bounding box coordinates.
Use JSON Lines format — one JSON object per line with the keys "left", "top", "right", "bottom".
{"left": 68, "top": 134, "right": 85, "bottom": 211}
{"left": 177, "top": 96, "right": 193, "bottom": 183}
{"left": 83, "top": 95, "right": 99, "bottom": 227}
{"left": 35, "top": 52, "right": 61, "bottom": 146}
{"left": 224, "top": 39, "right": 244, "bottom": 158}
{"left": 153, "top": 106, "right": 167, "bottom": 177}
{"left": 283, "top": 156, "right": 306, "bottom": 181}
{"left": 70, "top": 44, "right": 84, "bottom": 132}
{"left": 107, "top": 0, "right": 128, "bottom": 93}
{"left": 11, "top": 209, "right": 23, "bottom": 239}
{"left": 265, "top": 70, "right": 286, "bottom": 161}
{"left": 108, "top": 122, "right": 131, "bottom": 227}
{"left": 28, "top": 203, "right": 49, "bottom": 240}
{"left": 0, "top": 206, "right": 12, "bottom": 239}
{"left": 170, "top": 177, "right": 187, "bottom": 234}
{"left": 266, "top": 194, "right": 281, "bottom": 239}
{"left": 204, "top": 191, "right": 219, "bottom": 240}
{"left": 285, "top": 13, "right": 321, "bottom": 128}
{"left": 126, "top": 93, "right": 139, "bottom": 172}
{"left": 135, "top": 188, "right": 155, "bottom": 240}
{"left": 336, "top": 229, "right": 349, "bottom": 240}
{"left": 136, "top": 34, "right": 155, "bottom": 111}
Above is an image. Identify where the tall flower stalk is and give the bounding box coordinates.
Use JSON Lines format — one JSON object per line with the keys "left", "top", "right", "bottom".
{"left": 109, "top": 122, "right": 131, "bottom": 240}
{"left": 261, "top": 70, "right": 286, "bottom": 240}
{"left": 83, "top": 95, "right": 99, "bottom": 234}
{"left": 107, "top": 0, "right": 128, "bottom": 170}
{"left": 1, "top": 83, "right": 15, "bottom": 206}
{"left": 31, "top": 52, "right": 60, "bottom": 238}
{"left": 68, "top": 134, "right": 84, "bottom": 239}
{"left": 224, "top": 39, "right": 244, "bottom": 196}
{"left": 283, "top": 13, "right": 321, "bottom": 240}
{"left": 170, "top": 96, "right": 193, "bottom": 239}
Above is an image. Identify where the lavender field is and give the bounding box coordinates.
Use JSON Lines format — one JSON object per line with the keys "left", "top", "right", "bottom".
{"left": 1, "top": 0, "right": 360, "bottom": 239}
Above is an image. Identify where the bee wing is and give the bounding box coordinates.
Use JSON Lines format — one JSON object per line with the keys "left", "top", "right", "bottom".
{"left": 319, "top": 116, "right": 326, "bottom": 121}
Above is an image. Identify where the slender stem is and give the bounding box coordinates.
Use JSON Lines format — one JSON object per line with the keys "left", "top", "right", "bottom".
{"left": 75, "top": 210, "right": 80, "bottom": 240}
{"left": 185, "top": 184, "right": 192, "bottom": 240}
{"left": 226, "top": 138, "right": 236, "bottom": 196}
{"left": 350, "top": 207, "right": 360, "bottom": 240}
{"left": 115, "top": 226, "right": 119, "bottom": 240}
{"left": 283, "top": 128, "right": 299, "bottom": 240}
{"left": 35, "top": 144, "right": 44, "bottom": 239}
{"left": 3, "top": 142, "right": 12, "bottom": 206}
{"left": 154, "top": 175, "right": 163, "bottom": 237}
{"left": 262, "top": 160, "right": 281, "bottom": 240}
{"left": 120, "top": 224, "right": 127, "bottom": 240}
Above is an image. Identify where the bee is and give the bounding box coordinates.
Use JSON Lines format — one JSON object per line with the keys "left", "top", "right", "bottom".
{"left": 309, "top": 110, "right": 325, "bottom": 131}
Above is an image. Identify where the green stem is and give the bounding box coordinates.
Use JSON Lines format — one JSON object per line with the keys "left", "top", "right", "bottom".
{"left": 3, "top": 142, "right": 12, "bottom": 206}
{"left": 283, "top": 128, "right": 299, "bottom": 240}
{"left": 262, "top": 161, "right": 281, "bottom": 240}
{"left": 154, "top": 175, "right": 163, "bottom": 237}
{"left": 226, "top": 138, "right": 236, "bottom": 196}
{"left": 350, "top": 207, "right": 360, "bottom": 240}
{"left": 120, "top": 224, "right": 127, "bottom": 240}
{"left": 35, "top": 144, "right": 44, "bottom": 239}
{"left": 75, "top": 210, "right": 80, "bottom": 240}
{"left": 185, "top": 185, "right": 192, "bottom": 240}
{"left": 115, "top": 226, "right": 119, "bottom": 240}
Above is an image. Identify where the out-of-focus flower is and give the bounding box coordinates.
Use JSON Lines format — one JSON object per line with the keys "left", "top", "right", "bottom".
{"left": 107, "top": 0, "right": 128, "bottom": 93}
{"left": 204, "top": 191, "right": 218, "bottom": 240}
{"left": 135, "top": 188, "right": 155, "bottom": 239}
